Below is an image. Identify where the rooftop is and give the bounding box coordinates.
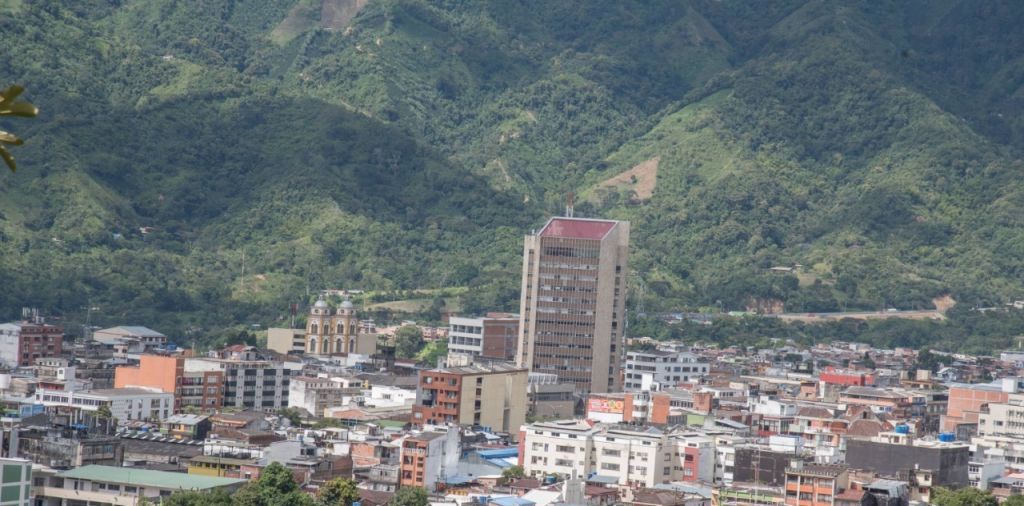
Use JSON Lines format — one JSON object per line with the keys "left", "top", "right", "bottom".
{"left": 428, "top": 363, "right": 526, "bottom": 375}
{"left": 539, "top": 217, "right": 617, "bottom": 240}
{"left": 163, "top": 414, "right": 209, "bottom": 425}
{"left": 96, "top": 326, "right": 166, "bottom": 338}
{"left": 70, "top": 388, "right": 168, "bottom": 399}
{"left": 58, "top": 465, "right": 246, "bottom": 490}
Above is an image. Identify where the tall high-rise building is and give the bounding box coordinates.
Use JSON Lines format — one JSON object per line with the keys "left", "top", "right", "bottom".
{"left": 517, "top": 216, "right": 629, "bottom": 393}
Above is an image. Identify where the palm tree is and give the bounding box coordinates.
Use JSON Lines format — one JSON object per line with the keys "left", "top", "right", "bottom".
{"left": 0, "top": 85, "right": 38, "bottom": 172}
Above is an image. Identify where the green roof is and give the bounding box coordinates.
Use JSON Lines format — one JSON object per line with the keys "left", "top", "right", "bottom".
{"left": 57, "top": 466, "right": 246, "bottom": 490}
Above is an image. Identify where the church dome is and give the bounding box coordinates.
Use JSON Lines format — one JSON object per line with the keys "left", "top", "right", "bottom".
{"left": 340, "top": 298, "right": 354, "bottom": 310}
{"left": 314, "top": 296, "right": 329, "bottom": 309}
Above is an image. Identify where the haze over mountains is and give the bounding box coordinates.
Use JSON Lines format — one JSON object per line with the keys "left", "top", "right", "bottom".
{"left": 1, "top": 0, "right": 1022, "bottom": 339}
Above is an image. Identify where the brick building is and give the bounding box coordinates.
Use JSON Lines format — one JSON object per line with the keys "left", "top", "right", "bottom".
{"left": 115, "top": 354, "right": 224, "bottom": 412}
{"left": 0, "top": 321, "right": 63, "bottom": 368}
{"left": 412, "top": 364, "right": 527, "bottom": 435}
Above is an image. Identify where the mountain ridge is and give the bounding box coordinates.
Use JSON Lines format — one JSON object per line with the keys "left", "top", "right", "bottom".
{"left": 0, "top": 0, "right": 1022, "bottom": 344}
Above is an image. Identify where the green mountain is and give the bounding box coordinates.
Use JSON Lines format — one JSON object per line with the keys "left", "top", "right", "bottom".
{"left": 0, "top": 0, "right": 1022, "bottom": 343}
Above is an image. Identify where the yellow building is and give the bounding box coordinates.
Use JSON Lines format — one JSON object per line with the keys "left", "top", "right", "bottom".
{"left": 187, "top": 455, "right": 259, "bottom": 478}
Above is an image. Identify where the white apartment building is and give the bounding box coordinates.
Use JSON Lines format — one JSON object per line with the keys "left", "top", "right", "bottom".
{"left": 522, "top": 420, "right": 599, "bottom": 479}
{"left": 522, "top": 420, "right": 729, "bottom": 487}
{"left": 592, "top": 426, "right": 670, "bottom": 487}
{"left": 978, "top": 392, "right": 1024, "bottom": 438}
{"left": 972, "top": 435, "right": 1024, "bottom": 471}
{"left": 624, "top": 350, "right": 709, "bottom": 391}
{"left": 448, "top": 316, "right": 486, "bottom": 357}
{"left": 35, "top": 387, "right": 173, "bottom": 422}
{"left": 288, "top": 376, "right": 362, "bottom": 417}
{"left": 714, "top": 436, "right": 739, "bottom": 486}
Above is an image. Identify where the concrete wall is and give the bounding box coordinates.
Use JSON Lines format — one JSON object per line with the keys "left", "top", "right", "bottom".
{"left": 846, "top": 440, "right": 969, "bottom": 487}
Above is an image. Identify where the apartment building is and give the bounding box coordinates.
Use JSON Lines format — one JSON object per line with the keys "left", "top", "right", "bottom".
{"left": 520, "top": 420, "right": 599, "bottom": 479}
{"left": 591, "top": 425, "right": 671, "bottom": 487}
{"left": 288, "top": 376, "right": 362, "bottom": 417}
{"left": 623, "top": 350, "right": 709, "bottom": 391}
{"left": 674, "top": 434, "right": 716, "bottom": 484}
{"left": 194, "top": 346, "right": 303, "bottom": 412}
{"left": 520, "top": 420, "right": 729, "bottom": 487}
{"left": 977, "top": 391, "right": 1024, "bottom": 438}
{"left": 943, "top": 380, "right": 1014, "bottom": 436}
{"left": 783, "top": 463, "right": 850, "bottom": 506}
{"left": 447, "top": 314, "right": 519, "bottom": 361}
{"left": 846, "top": 432, "right": 969, "bottom": 488}
{"left": 34, "top": 387, "right": 173, "bottom": 423}
{"left": 115, "top": 354, "right": 224, "bottom": 412}
{"left": 412, "top": 363, "right": 527, "bottom": 434}
{"left": 0, "top": 321, "right": 63, "bottom": 368}
{"left": 398, "top": 428, "right": 460, "bottom": 492}
{"left": 517, "top": 216, "right": 629, "bottom": 393}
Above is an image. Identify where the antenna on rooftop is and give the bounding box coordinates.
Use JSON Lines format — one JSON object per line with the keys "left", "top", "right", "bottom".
{"left": 565, "top": 192, "right": 575, "bottom": 218}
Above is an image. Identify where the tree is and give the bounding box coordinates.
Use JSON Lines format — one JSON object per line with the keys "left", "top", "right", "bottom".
{"left": 930, "top": 487, "right": 997, "bottom": 506}
{"left": 862, "top": 351, "right": 876, "bottom": 370}
{"left": 416, "top": 340, "right": 447, "bottom": 366}
{"left": 1002, "top": 496, "right": 1024, "bottom": 506}
{"left": 95, "top": 404, "right": 114, "bottom": 434}
{"left": 0, "top": 85, "right": 38, "bottom": 172}
{"left": 317, "top": 478, "right": 360, "bottom": 506}
{"left": 162, "top": 490, "right": 234, "bottom": 506}
{"left": 389, "top": 487, "right": 428, "bottom": 506}
{"left": 916, "top": 348, "right": 950, "bottom": 373}
{"left": 233, "top": 462, "right": 313, "bottom": 506}
{"left": 278, "top": 407, "right": 304, "bottom": 427}
{"left": 394, "top": 325, "right": 425, "bottom": 359}
{"left": 501, "top": 465, "right": 525, "bottom": 483}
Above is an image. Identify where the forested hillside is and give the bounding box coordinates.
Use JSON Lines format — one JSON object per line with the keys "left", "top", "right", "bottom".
{"left": 1, "top": 0, "right": 1022, "bottom": 345}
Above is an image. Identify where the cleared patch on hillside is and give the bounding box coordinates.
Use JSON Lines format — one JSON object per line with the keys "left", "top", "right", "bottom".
{"left": 933, "top": 294, "right": 956, "bottom": 312}
{"left": 321, "top": 0, "right": 369, "bottom": 29}
{"left": 592, "top": 156, "right": 659, "bottom": 201}
{"left": 272, "top": 0, "right": 369, "bottom": 44}
{"left": 0, "top": 0, "right": 23, "bottom": 14}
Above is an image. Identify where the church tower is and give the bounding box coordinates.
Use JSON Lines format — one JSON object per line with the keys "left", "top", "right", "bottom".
{"left": 305, "top": 295, "right": 361, "bottom": 355}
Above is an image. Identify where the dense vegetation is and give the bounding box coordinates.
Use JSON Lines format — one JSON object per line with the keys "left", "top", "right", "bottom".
{"left": 632, "top": 306, "right": 1024, "bottom": 356}
{"left": 1, "top": 1, "right": 1023, "bottom": 350}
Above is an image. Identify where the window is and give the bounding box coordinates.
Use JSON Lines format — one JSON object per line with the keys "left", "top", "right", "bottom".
{"left": 600, "top": 463, "right": 620, "bottom": 471}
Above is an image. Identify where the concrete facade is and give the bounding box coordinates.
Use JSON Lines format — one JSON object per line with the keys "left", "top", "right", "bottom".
{"left": 412, "top": 364, "right": 527, "bottom": 435}
{"left": 517, "top": 217, "right": 629, "bottom": 393}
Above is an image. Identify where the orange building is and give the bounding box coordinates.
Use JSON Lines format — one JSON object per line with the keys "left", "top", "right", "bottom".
{"left": 784, "top": 463, "right": 850, "bottom": 506}
{"left": 115, "top": 354, "right": 223, "bottom": 411}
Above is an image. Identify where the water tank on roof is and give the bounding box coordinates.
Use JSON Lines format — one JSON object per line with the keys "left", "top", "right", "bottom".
{"left": 939, "top": 432, "right": 956, "bottom": 442}
{"left": 894, "top": 425, "right": 910, "bottom": 434}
